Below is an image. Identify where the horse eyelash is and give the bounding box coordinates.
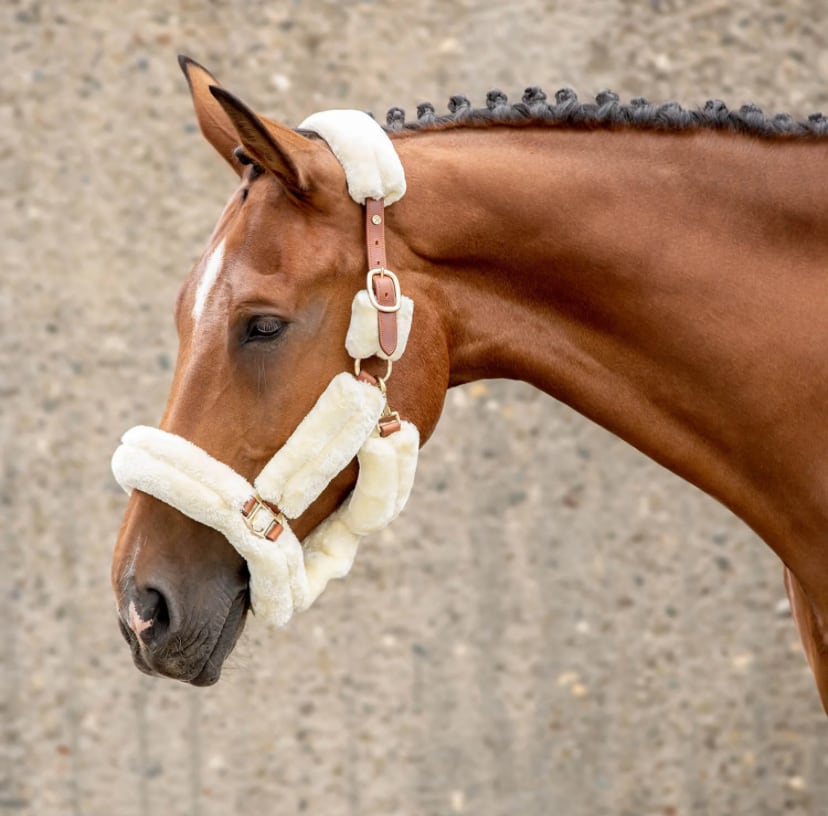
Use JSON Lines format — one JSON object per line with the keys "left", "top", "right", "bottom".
{"left": 233, "top": 146, "right": 264, "bottom": 177}
{"left": 233, "top": 146, "right": 253, "bottom": 165}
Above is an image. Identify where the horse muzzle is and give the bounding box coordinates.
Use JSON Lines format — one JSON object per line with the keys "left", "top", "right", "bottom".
{"left": 112, "top": 492, "right": 252, "bottom": 685}
{"left": 117, "top": 572, "right": 249, "bottom": 686}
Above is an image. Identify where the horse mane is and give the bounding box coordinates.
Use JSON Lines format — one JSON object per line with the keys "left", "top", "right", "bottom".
{"left": 378, "top": 88, "right": 828, "bottom": 139}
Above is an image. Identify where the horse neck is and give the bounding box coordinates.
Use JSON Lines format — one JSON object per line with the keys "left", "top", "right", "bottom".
{"left": 391, "top": 125, "right": 828, "bottom": 563}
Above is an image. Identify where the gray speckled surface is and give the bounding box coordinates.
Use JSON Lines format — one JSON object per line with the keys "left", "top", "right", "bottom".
{"left": 3, "top": 1, "right": 828, "bottom": 814}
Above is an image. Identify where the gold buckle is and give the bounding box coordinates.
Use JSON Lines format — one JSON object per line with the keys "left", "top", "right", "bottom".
{"left": 378, "top": 408, "right": 401, "bottom": 437}
{"left": 366, "top": 268, "right": 401, "bottom": 313}
{"left": 241, "top": 495, "right": 284, "bottom": 542}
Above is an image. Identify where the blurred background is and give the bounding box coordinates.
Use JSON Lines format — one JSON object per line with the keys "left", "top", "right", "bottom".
{"left": 3, "top": 1, "right": 828, "bottom": 814}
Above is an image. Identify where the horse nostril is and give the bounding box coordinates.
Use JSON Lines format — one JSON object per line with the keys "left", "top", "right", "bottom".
{"left": 130, "top": 587, "right": 171, "bottom": 644}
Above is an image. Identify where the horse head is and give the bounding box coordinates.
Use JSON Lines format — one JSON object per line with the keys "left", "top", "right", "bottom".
{"left": 110, "top": 58, "right": 449, "bottom": 685}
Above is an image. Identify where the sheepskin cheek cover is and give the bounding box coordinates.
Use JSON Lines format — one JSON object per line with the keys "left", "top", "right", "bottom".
{"left": 302, "top": 420, "right": 419, "bottom": 603}
{"left": 345, "top": 290, "right": 414, "bottom": 362}
{"left": 254, "top": 373, "right": 386, "bottom": 518}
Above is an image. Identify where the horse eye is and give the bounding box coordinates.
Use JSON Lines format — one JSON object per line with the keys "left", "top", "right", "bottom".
{"left": 245, "top": 316, "right": 285, "bottom": 343}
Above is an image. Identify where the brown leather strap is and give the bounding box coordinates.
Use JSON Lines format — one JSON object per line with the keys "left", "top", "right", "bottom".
{"left": 362, "top": 198, "right": 401, "bottom": 436}
{"left": 365, "top": 198, "right": 398, "bottom": 357}
{"left": 378, "top": 416, "right": 402, "bottom": 437}
{"left": 356, "top": 370, "right": 379, "bottom": 387}
{"left": 365, "top": 197, "right": 387, "bottom": 269}
{"left": 372, "top": 275, "right": 398, "bottom": 355}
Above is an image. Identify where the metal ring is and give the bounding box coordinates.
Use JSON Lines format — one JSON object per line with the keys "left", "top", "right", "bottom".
{"left": 353, "top": 358, "right": 392, "bottom": 390}
{"left": 378, "top": 359, "right": 393, "bottom": 389}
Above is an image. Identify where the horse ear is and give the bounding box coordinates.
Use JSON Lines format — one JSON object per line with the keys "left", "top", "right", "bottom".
{"left": 178, "top": 55, "right": 244, "bottom": 176}
{"left": 208, "top": 85, "right": 318, "bottom": 198}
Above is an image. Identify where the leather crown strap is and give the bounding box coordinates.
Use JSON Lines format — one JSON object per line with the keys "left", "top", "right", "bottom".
{"left": 365, "top": 197, "right": 400, "bottom": 358}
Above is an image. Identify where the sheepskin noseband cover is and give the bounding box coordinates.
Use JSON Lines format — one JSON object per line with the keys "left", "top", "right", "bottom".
{"left": 112, "top": 109, "right": 419, "bottom": 627}
{"left": 112, "top": 375, "right": 420, "bottom": 626}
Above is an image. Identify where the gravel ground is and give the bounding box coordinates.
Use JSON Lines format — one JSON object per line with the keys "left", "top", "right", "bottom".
{"left": 3, "top": 1, "right": 828, "bottom": 815}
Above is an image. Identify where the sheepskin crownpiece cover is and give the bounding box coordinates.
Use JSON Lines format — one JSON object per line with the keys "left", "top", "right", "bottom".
{"left": 112, "top": 110, "right": 418, "bottom": 626}
{"left": 298, "top": 109, "right": 406, "bottom": 205}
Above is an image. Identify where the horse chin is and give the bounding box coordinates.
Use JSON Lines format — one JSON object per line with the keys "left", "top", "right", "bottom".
{"left": 188, "top": 590, "right": 249, "bottom": 686}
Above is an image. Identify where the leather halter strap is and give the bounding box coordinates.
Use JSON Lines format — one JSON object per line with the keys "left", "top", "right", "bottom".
{"left": 365, "top": 198, "right": 387, "bottom": 269}
{"left": 365, "top": 198, "right": 399, "bottom": 357}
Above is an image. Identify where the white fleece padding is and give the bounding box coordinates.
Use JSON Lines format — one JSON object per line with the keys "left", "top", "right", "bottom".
{"left": 254, "top": 373, "right": 385, "bottom": 519}
{"left": 297, "top": 110, "right": 406, "bottom": 205}
{"left": 345, "top": 422, "right": 419, "bottom": 535}
{"left": 302, "top": 512, "right": 360, "bottom": 604}
{"left": 301, "top": 422, "right": 419, "bottom": 603}
{"left": 345, "top": 290, "right": 414, "bottom": 362}
{"left": 114, "top": 424, "right": 252, "bottom": 507}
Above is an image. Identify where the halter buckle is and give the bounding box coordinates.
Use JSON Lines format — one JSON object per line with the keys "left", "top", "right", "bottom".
{"left": 366, "top": 268, "right": 401, "bottom": 313}
{"left": 378, "top": 409, "right": 401, "bottom": 437}
{"left": 241, "top": 495, "right": 284, "bottom": 542}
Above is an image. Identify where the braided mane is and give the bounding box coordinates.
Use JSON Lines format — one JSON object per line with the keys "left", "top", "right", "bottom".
{"left": 381, "top": 87, "right": 828, "bottom": 139}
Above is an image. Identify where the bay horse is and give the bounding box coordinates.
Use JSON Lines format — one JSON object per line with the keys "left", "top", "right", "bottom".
{"left": 111, "top": 56, "right": 828, "bottom": 713}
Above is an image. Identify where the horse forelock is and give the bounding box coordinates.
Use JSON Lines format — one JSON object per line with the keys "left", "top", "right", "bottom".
{"left": 376, "top": 88, "right": 828, "bottom": 140}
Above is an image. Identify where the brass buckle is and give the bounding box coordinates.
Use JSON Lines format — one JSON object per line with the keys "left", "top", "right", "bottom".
{"left": 241, "top": 495, "right": 284, "bottom": 542}
{"left": 378, "top": 407, "right": 401, "bottom": 437}
{"left": 366, "top": 268, "right": 401, "bottom": 313}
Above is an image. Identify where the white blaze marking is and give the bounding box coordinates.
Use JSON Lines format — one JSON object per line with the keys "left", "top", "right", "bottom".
{"left": 192, "top": 239, "right": 225, "bottom": 323}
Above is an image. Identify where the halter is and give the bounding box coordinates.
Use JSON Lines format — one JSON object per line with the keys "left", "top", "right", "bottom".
{"left": 112, "top": 110, "right": 418, "bottom": 626}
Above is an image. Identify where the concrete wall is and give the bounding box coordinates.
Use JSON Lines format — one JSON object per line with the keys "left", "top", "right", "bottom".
{"left": 4, "top": 1, "right": 827, "bottom": 814}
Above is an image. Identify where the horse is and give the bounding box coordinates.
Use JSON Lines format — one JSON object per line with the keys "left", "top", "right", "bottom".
{"left": 110, "top": 56, "right": 828, "bottom": 713}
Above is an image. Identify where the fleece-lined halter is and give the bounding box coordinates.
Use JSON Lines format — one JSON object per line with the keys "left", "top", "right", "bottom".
{"left": 112, "top": 110, "right": 417, "bottom": 626}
